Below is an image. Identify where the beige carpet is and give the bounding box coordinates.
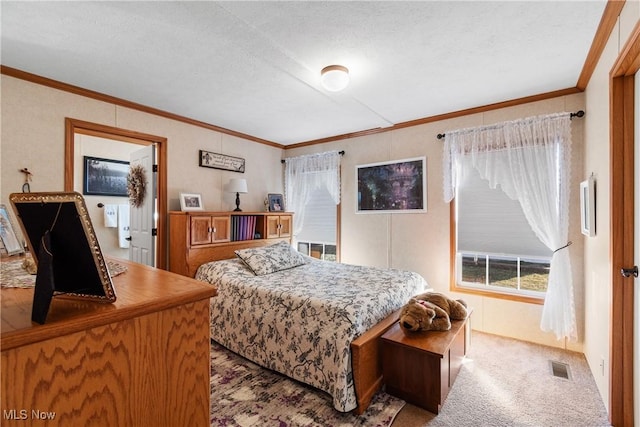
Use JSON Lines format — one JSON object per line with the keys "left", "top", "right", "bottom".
{"left": 392, "top": 331, "right": 611, "bottom": 427}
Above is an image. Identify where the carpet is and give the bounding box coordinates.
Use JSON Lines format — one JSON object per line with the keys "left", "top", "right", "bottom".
{"left": 393, "top": 331, "right": 612, "bottom": 427}
{"left": 210, "top": 341, "right": 405, "bottom": 427}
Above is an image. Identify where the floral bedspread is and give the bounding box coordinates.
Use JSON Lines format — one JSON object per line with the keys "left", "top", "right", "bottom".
{"left": 195, "top": 257, "right": 426, "bottom": 412}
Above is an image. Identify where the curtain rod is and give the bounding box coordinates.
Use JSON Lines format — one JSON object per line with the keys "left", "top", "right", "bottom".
{"left": 281, "top": 150, "right": 344, "bottom": 164}
{"left": 436, "top": 110, "right": 585, "bottom": 140}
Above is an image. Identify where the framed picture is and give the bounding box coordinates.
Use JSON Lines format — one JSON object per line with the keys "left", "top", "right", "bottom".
{"left": 268, "top": 193, "right": 284, "bottom": 212}
{"left": 10, "top": 192, "right": 116, "bottom": 324}
{"left": 356, "top": 156, "right": 427, "bottom": 213}
{"left": 0, "top": 204, "right": 24, "bottom": 255}
{"left": 180, "top": 193, "right": 204, "bottom": 211}
{"left": 83, "top": 156, "right": 130, "bottom": 197}
{"left": 199, "top": 150, "right": 245, "bottom": 173}
{"left": 580, "top": 176, "right": 596, "bottom": 237}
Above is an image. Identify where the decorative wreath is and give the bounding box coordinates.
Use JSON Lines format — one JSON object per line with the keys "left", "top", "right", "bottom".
{"left": 127, "top": 164, "right": 147, "bottom": 208}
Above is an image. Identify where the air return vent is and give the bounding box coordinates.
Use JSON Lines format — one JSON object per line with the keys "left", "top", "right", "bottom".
{"left": 549, "top": 360, "right": 571, "bottom": 380}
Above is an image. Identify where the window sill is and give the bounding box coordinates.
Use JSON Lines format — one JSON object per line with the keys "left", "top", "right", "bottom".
{"left": 451, "top": 282, "right": 545, "bottom": 305}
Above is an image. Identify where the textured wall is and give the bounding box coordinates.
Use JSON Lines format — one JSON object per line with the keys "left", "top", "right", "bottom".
{"left": 0, "top": 75, "right": 285, "bottom": 241}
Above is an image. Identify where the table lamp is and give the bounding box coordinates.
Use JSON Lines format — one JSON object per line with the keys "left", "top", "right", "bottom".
{"left": 228, "top": 178, "right": 248, "bottom": 211}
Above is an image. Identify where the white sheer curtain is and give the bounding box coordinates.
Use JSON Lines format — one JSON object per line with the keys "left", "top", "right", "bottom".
{"left": 443, "top": 112, "right": 576, "bottom": 341}
{"left": 284, "top": 151, "right": 341, "bottom": 236}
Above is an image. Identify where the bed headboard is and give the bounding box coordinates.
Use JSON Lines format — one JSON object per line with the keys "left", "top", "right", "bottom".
{"left": 177, "top": 238, "right": 291, "bottom": 277}
{"left": 169, "top": 211, "right": 293, "bottom": 277}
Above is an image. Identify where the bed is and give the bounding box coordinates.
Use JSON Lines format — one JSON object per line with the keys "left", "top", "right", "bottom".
{"left": 195, "top": 241, "right": 427, "bottom": 413}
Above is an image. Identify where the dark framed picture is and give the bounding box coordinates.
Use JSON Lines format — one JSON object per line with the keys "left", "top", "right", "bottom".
{"left": 356, "top": 156, "right": 427, "bottom": 213}
{"left": 83, "top": 156, "right": 129, "bottom": 197}
{"left": 268, "top": 193, "right": 284, "bottom": 212}
{"left": 199, "top": 150, "right": 245, "bottom": 173}
{"left": 10, "top": 192, "right": 117, "bottom": 324}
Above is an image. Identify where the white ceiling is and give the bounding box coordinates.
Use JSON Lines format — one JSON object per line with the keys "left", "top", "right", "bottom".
{"left": 1, "top": 1, "right": 607, "bottom": 146}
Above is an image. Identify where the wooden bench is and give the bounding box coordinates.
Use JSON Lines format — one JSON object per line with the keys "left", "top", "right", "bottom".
{"left": 381, "top": 312, "right": 472, "bottom": 414}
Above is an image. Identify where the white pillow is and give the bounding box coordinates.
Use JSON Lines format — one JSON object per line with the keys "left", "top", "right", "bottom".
{"left": 234, "top": 241, "right": 306, "bottom": 276}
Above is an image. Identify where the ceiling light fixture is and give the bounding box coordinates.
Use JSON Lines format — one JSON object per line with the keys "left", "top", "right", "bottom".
{"left": 321, "top": 65, "right": 350, "bottom": 92}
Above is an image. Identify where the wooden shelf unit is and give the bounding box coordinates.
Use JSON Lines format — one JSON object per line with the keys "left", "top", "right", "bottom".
{"left": 169, "top": 211, "right": 293, "bottom": 277}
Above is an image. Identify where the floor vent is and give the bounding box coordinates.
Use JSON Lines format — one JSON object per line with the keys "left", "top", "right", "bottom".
{"left": 550, "top": 360, "right": 572, "bottom": 380}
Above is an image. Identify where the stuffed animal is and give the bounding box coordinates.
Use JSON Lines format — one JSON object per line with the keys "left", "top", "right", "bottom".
{"left": 399, "top": 292, "right": 468, "bottom": 332}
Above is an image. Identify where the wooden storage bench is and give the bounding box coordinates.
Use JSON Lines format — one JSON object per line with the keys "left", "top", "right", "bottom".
{"left": 381, "top": 312, "right": 472, "bottom": 414}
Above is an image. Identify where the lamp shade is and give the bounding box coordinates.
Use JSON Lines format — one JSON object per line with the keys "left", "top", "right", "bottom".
{"left": 228, "top": 178, "right": 248, "bottom": 194}
{"left": 321, "top": 65, "right": 350, "bottom": 92}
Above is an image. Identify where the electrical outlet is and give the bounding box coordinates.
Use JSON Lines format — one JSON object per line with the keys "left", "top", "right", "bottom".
{"left": 600, "top": 356, "right": 605, "bottom": 376}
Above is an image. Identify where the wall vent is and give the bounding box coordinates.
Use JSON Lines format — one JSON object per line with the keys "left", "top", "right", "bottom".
{"left": 549, "top": 360, "right": 571, "bottom": 380}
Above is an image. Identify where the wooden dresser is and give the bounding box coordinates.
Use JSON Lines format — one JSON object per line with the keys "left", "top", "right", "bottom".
{"left": 1, "top": 258, "right": 217, "bottom": 427}
{"left": 169, "top": 211, "right": 293, "bottom": 277}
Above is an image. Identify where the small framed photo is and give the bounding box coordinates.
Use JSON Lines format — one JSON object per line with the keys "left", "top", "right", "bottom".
{"left": 268, "top": 194, "right": 284, "bottom": 212}
{"left": 580, "top": 177, "right": 596, "bottom": 236}
{"left": 83, "top": 156, "right": 130, "bottom": 197}
{"left": 179, "top": 193, "right": 204, "bottom": 211}
{"left": 0, "top": 204, "right": 24, "bottom": 255}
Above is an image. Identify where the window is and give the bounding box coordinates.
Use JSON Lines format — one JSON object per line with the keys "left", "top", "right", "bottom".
{"left": 454, "top": 156, "right": 551, "bottom": 300}
{"left": 295, "top": 187, "right": 338, "bottom": 261}
{"left": 284, "top": 150, "right": 342, "bottom": 262}
{"left": 444, "top": 112, "right": 574, "bottom": 337}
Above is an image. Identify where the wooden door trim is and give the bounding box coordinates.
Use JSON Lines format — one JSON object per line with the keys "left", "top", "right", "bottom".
{"left": 64, "top": 118, "right": 168, "bottom": 270}
{"left": 609, "top": 19, "right": 640, "bottom": 427}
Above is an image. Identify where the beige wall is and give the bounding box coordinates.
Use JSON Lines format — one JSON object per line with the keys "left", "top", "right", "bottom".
{"left": 0, "top": 75, "right": 285, "bottom": 242}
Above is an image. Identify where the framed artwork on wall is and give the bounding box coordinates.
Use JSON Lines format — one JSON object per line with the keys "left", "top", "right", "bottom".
{"left": 356, "top": 156, "right": 427, "bottom": 213}
{"left": 199, "top": 150, "right": 245, "bottom": 173}
{"left": 83, "top": 156, "right": 130, "bottom": 197}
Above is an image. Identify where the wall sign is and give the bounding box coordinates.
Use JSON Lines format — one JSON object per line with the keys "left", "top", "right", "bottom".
{"left": 199, "top": 150, "right": 245, "bottom": 173}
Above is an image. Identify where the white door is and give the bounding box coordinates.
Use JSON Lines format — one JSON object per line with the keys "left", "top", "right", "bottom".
{"left": 129, "top": 144, "right": 156, "bottom": 266}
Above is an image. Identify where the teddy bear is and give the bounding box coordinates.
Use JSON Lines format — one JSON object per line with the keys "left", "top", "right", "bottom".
{"left": 399, "top": 292, "right": 468, "bottom": 332}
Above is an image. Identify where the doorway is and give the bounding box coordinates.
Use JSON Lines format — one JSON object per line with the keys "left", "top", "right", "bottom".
{"left": 64, "top": 118, "right": 168, "bottom": 269}
{"left": 609, "top": 24, "right": 640, "bottom": 427}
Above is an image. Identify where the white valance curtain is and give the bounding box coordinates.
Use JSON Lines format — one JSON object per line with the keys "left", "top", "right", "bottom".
{"left": 443, "top": 112, "right": 576, "bottom": 341}
{"left": 284, "top": 150, "right": 341, "bottom": 236}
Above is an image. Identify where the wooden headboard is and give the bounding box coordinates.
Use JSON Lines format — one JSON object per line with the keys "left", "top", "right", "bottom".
{"left": 181, "top": 238, "right": 290, "bottom": 277}
{"left": 168, "top": 211, "right": 293, "bottom": 277}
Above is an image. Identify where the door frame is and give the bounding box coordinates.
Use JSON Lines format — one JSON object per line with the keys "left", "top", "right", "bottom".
{"left": 64, "top": 118, "right": 168, "bottom": 270}
{"left": 610, "top": 20, "right": 640, "bottom": 427}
